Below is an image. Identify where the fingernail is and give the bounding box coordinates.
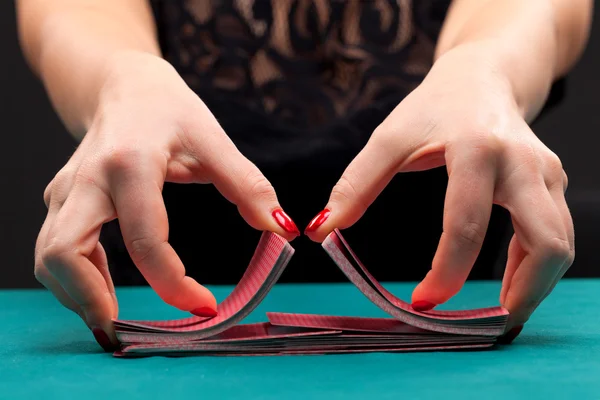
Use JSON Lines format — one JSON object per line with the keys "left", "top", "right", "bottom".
{"left": 497, "top": 325, "right": 524, "bottom": 344}
{"left": 92, "top": 327, "right": 115, "bottom": 352}
{"left": 272, "top": 209, "right": 300, "bottom": 235}
{"left": 411, "top": 300, "right": 436, "bottom": 312}
{"left": 304, "top": 209, "right": 331, "bottom": 234}
{"left": 191, "top": 307, "right": 218, "bottom": 318}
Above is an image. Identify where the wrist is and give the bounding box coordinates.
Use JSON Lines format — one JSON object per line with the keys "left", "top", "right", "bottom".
{"left": 89, "top": 51, "right": 169, "bottom": 126}
{"left": 38, "top": 47, "right": 164, "bottom": 140}
{"left": 436, "top": 39, "right": 555, "bottom": 122}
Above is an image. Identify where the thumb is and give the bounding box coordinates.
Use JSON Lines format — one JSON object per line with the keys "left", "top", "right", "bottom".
{"left": 305, "top": 135, "right": 401, "bottom": 242}
{"left": 205, "top": 141, "right": 300, "bottom": 240}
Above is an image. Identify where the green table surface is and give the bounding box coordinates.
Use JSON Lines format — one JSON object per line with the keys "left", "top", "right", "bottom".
{"left": 1, "top": 279, "right": 599, "bottom": 399}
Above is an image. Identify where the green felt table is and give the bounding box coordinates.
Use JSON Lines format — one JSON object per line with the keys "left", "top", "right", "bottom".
{"left": 1, "top": 279, "right": 599, "bottom": 399}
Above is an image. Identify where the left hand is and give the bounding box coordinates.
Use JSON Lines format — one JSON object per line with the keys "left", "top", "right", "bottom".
{"left": 305, "top": 44, "right": 574, "bottom": 331}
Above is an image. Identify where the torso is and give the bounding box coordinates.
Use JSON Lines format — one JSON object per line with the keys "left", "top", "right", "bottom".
{"left": 151, "top": 0, "right": 452, "bottom": 165}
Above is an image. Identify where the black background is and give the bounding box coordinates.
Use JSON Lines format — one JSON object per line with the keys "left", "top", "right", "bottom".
{"left": 1, "top": 2, "right": 598, "bottom": 289}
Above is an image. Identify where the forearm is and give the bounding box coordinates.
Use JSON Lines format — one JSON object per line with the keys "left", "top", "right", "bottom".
{"left": 436, "top": 0, "right": 593, "bottom": 121}
{"left": 16, "top": 0, "right": 161, "bottom": 139}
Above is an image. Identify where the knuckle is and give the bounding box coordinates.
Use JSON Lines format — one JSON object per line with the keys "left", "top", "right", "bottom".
{"left": 464, "top": 133, "right": 502, "bottom": 160}
{"left": 543, "top": 152, "right": 566, "bottom": 189}
{"left": 544, "top": 151, "right": 563, "bottom": 173}
{"left": 447, "top": 133, "right": 502, "bottom": 173}
{"left": 53, "top": 168, "right": 76, "bottom": 189}
{"left": 566, "top": 247, "right": 575, "bottom": 267}
{"left": 240, "top": 169, "right": 276, "bottom": 202}
{"left": 34, "top": 264, "right": 52, "bottom": 285}
{"left": 330, "top": 175, "right": 359, "bottom": 204}
{"left": 562, "top": 170, "right": 569, "bottom": 191}
{"left": 503, "top": 142, "right": 543, "bottom": 182}
{"left": 72, "top": 167, "right": 104, "bottom": 193}
{"left": 463, "top": 117, "right": 495, "bottom": 136}
{"left": 102, "top": 146, "right": 145, "bottom": 174}
{"left": 53, "top": 169, "right": 71, "bottom": 185}
{"left": 43, "top": 181, "right": 54, "bottom": 207}
{"left": 511, "top": 141, "right": 538, "bottom": 161}
{"left": 48, "top": 168, "right": 77, "bottom": 205}
{"left": 41, "top": 239, "right": 76, "bottom": 271}
{"left": 476, "top": 137, "right": 502, "bottom": 160}
{"left": 450, "top": 220, "right": 486, "bottom": 248}
{"left": 128, "top": 236, "right": 164, "bottom": 264}
{"left": 541, "top": 237, "right": 572, "bottom": 263}
{"left": 329, "top": 173, "right": 371, "bottom": 213}
{"left": 371, "top": 121, "right": 418, "bottom": 162}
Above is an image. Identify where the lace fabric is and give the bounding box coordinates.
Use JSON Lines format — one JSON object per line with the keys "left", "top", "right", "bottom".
{"left": 151, "top": 0, "right": 451, "bottom": 165}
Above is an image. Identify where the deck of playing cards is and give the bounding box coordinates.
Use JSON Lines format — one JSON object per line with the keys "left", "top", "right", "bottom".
{"left": 114, "top": 230, "right": 508, "bottom": 357}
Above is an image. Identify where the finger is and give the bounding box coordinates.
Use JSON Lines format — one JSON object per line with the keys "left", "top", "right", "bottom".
{"left": 43, "top": 143, "right": 89, "bottom": 209}
{"left": 500, "top": 234, "right": 526, "bottom": 305}
{"left": 37, "top": 179, "right": 85, "bottom": 317}
{"left": 305, "top": 133, "right": 406, "bottom": 242}
{"left": 538, "top": 258, "right": 570, "bottom": 307}
{"left": 108, "top": 155, "right": 218, "bottom": 316}
{"left": 547, "top": 169, "right": 574, "bottom": 259}
{"left": 43, "top": 180, "right": 53, "bottom": 208}
{"left": 89, "top": 242, "right": 119, "bottom": 319}
{"left": 42, "top": 180, "right": 119, "bottom": 347}
{"left": 35, "top": 214, "right": 83, "bottom": 318}
{"left": 412, "top": 143, "right": 496, "bottom": 305}
{"left": 537, "top": 172, "right": 574, "bottom": 303}
{"left": 500, "top": 167, "right": 572, "bottom": 324}
{"left": 502, "top": 179, "right": 570, "bottom": 327}
{"left": 198, "top": 137, "right": 300, "bottom": 240}
{"left": 35, "top": 264, "right": 86, "bottom": 320}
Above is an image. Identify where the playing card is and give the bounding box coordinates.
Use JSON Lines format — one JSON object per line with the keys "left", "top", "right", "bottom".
{"left": 321, "top": 229, "right": 508, "bottom": 336}
{"left": 113, "top": 230, "right": 509, "bottom": 357}
{"left": 114, "top": 231, "right": 294, "bottom": 339}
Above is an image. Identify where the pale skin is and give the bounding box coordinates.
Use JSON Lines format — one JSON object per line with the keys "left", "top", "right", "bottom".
{"left": 17, "top": 0, "right": 592, "bottom": 348}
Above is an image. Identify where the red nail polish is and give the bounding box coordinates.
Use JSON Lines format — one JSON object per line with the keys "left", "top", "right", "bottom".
{"left": 92, "top": 328, "right": 115, "bottom": 352}
{"left": 304, "top": 209, "right": 331, "bottom": 233}
{"left": 411, "top": 300, "right": 436, "bottom": 312}
{"left": 272, "top": 209, "right": 300, "bottom": 235}
{"left": 191, "top": 307, "right": 218, "bottom": 318}
{"left": 498, "top": 325, "right": 524, "bottom": 344}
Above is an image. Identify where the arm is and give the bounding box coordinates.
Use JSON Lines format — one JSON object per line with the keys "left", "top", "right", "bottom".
{"left": 435, "top": 0, "right": 593, "bottom": 121}
{"left": 16, "top": 0, "right": 161, "bottom": 138}
{"left": 19, "top": 1, "right": 298, "bottom": 351}
{"left": 309, "top": 0, "right": 591, "bottom": 334}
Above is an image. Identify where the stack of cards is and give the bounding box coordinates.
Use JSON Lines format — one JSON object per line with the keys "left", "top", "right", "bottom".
{"left": 114, "top": 230, "right": 508, "bottom": 357}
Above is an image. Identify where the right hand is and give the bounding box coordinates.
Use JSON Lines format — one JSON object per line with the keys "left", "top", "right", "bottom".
{"left": 34, "top": 51, "right": 300, "bottom": 350}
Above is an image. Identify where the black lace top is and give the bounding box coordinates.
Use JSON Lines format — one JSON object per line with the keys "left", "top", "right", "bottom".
{"left": 151, "top": 0, "right": 452, "bottom": 166}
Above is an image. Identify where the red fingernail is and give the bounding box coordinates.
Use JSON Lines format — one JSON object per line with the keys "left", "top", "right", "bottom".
{"left": 191, "top": 307, "right": 218, "bottom": 318}
{"left": 92, "top": 328, "right": 115, "bottom": 352}
{"left": 272, "top": 209, "right": 300, "bottom": 235}
{"left": 498, "top": 325, "right": 524, "bottom": 344}
{"left": 304, "top": 209, "right": 331, "bottom": 233}
{"left": 411, "top": 300, "right": 436, "bottom": 311}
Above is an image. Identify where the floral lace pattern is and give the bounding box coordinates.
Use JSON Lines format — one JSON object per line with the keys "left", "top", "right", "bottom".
{"left": 152, "top": 0, "right": 451, "bottom": 130}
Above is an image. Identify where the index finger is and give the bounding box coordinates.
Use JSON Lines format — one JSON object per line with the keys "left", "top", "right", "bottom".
{"left": 41, "top": 181, "right": 119, "bottom": 347}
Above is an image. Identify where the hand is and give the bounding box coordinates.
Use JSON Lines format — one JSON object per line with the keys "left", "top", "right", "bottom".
{"left": 305, "top": 44, "right": 574, "bottom": 331}
{"left": 34, "top": 51, "right": 299, "bottom": 350}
